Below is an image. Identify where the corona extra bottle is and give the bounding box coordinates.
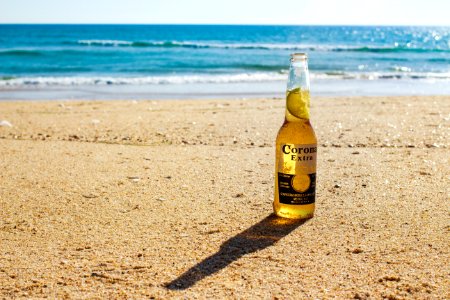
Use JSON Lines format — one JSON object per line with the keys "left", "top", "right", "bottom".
{"left": 274, "top": 53, "right": 317, "bottom": 219}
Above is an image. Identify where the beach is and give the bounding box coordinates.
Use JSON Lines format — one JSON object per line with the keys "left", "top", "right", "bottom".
{"left": 0, "top": 95, "right": 449, "bottom": 298}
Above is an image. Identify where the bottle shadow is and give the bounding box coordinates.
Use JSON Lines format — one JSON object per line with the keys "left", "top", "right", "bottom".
{"left": 165, "top": 213, "right": 309, "bottom": 290}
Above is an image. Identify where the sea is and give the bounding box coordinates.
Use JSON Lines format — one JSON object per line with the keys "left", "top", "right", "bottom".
{"left": 0, "top": 25, "right": 449, "bottom": 100}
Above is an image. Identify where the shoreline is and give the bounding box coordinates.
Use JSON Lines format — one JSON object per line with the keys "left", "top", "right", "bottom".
{"left": 1, "top": 95, "right": 449, "bottom": 298}
{"left": 2, "top": 78, "right": 450, "bottom": 101}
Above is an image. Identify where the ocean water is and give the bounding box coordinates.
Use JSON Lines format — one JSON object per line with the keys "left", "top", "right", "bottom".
{"left": 0, "top": 25, "right": 449, "bottom": 99}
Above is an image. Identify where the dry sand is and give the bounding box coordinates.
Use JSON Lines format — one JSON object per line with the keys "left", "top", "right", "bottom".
{"left": 0, "top": 95, "right": 449, "bottom": 299}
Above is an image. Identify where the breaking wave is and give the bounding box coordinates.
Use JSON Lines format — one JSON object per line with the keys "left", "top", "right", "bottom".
{"left": 1, "top": 71, "right": 449, "bottom": 88}
{"left": 73, "top": 40, "right": 450, "bottom": 53}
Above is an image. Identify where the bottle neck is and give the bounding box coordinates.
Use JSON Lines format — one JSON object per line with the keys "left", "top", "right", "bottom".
{"left": 287, "top": 59, "right": 310, "bottom": 92}
{"left": 285, "top": 58, "right": 311, "bottom": 122}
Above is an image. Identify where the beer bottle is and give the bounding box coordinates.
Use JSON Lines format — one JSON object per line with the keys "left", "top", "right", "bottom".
{"left": 274, "top": 53, "right": 317, "bottom": 219}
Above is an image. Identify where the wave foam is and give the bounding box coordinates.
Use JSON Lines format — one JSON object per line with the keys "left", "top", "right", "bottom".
{"left": 73, "top": 40, "right": 450, "bottom": 53}
{"left": 1, "top": 72, "right": 449, "bottom": 87}
{"left": 77, "top": 40, "right": 133, "bottom": 46}
{"left": 0, "top": 73, "right": 286, "bottom": 87}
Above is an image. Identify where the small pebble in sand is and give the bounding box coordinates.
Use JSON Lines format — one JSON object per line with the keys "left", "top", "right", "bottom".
{"left": 379, "top": 275, "right": 401, "bottom": 282}
{"left": 82, "top": 193, "right": 99, "bottom": 199}
{"left": 157, "top": 197, "right": 166, "bottom": 201}
{"left": 91, "top": 272, "right": 108, "bottom": 278}
{"left": 425, "top": 143, "right": 439, "bottom": 148}
{"left": 334, "top": 184, "right": 341, "bottom": 188}
{"left": 0, "top": 120, "right": 13, "bottom": 127}
{"left": 127, "top": 176, "right": 140, "bottom": 182}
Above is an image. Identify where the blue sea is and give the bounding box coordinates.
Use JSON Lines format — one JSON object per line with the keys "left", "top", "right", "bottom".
{"left": 0, "top": 25, "right": 449, "bottom": 99}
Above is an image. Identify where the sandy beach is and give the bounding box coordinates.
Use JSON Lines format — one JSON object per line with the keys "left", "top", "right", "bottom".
{"left": 0, "top": 95, "right": 449, "bottom": 299}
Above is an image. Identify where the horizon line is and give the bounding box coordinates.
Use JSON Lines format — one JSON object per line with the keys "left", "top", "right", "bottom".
{"left": 0, "top": 23, "right": 449, "bottom": 27}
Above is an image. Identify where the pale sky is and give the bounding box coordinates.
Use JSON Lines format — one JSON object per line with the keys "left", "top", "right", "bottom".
{"left": 0, "top": 0, "right": 449, "bottom": 26}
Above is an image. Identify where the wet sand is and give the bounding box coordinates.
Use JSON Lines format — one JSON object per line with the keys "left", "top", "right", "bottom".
{"left": 0, "top": 96, "right": 449, "bottom": 299}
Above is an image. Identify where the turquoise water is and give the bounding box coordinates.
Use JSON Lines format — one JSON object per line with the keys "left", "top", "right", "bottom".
{"left": 0, "top": 25, "right": 449, "bottom": 98}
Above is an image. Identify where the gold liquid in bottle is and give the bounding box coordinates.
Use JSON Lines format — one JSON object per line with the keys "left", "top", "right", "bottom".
{"left": 273, "top": 53, "right": 317, "bottom": 219}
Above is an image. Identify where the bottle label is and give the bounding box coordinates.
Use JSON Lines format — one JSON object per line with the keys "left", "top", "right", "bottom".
{"left": 277, "top": 143, "right": 317, "bottom": 205}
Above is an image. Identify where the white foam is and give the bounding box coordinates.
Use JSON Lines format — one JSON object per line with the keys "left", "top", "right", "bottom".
{"left": 1, "top": 71, "right": 449, "bottom": 88}
{"left": 0, "top": 73, "right": 286, "bottom": 87}
{"left": 74, "top": 39, "right": 374, "bottom": 51}
{"left": 78, "top": 40, "right": 133, "bottom": 46}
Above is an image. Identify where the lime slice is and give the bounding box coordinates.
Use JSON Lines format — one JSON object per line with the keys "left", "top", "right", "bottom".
{"left": 286, "top": 88, "right": 310, "bottom": 119}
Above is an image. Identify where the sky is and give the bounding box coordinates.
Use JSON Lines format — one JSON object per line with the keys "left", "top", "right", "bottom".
{"left": 0, "top": 0, "right": 449, "bottom": 26}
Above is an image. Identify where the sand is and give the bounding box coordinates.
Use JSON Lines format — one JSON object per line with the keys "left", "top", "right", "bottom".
{"left": 0, "top": 95, "right": 449, "bottom": 299}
